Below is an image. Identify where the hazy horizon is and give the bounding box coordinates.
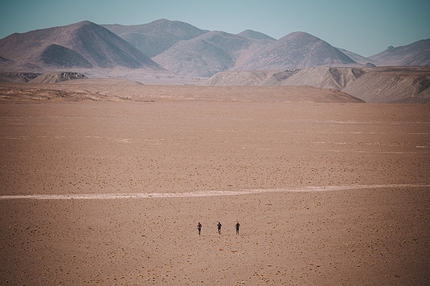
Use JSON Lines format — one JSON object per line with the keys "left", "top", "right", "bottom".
{"left": 1, "top": 0, "right": 429, "bottom": 57}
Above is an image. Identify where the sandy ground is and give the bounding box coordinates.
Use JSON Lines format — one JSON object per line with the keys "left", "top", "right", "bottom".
{"left": 0, "top": 88, "right": 430, "bottom": 285}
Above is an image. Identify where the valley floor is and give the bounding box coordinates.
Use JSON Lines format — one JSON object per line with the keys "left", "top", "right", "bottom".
{"left": 0, "top": 90, "right": 429, "bottom": 285}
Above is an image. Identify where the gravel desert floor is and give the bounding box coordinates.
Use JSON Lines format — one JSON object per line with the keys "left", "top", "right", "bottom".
{"left": 0, "top": 85, "right": 429, "bottom": 285}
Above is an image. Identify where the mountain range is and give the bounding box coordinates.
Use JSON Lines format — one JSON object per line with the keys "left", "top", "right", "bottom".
{"left": 0, "top": 19, "right": 429, "bottom": 103}
{"left": 1, "top": 19, "right": 429, "bottom": 78}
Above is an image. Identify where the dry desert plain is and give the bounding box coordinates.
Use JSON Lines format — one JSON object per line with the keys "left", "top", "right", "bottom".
{"left": 0, "top": 82, "right": 430, "bottom": 285}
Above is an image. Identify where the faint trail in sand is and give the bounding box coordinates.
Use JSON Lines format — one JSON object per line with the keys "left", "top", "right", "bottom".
{"left": 1, "top": 184, "right": 429, "bottom": 200}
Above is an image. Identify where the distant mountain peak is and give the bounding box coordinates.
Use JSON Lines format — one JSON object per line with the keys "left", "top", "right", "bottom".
{"left": 0, "top": 21, "right": 162, "bottom": 71}
{"left": 64, "top": 20, "right": 101, "bottom": 32}
{"left": 238, "top": 30, "right": 276, "bottom": 41}
{"left": 102, "top": 19, "right": 206, "bottom": 57}
{"left": 280, "top": 31, "right": 322, "bottom": 42}
{"left": 369, "top": 38, "right": 430, "bottom": 66}
{"left": 74, "top": 20, "right": 95, "bottom": 26}
{"left": 235, "top": 31, "right": 356, "bottom": 71}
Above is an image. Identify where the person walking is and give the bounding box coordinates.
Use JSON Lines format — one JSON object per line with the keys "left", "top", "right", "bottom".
{"left": 197, "top": 222, "right": 202, "bottom": 236}
{"left": 235, "top": 221, "right": 240, "bottom": 235}
{"left": 217, "top": 222, "right": 222, "bottom": 235}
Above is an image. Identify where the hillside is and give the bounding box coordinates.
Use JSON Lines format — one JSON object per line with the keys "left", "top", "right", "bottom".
{"left": 342, "top": 67, "right": 430, "bottom": 103}
{"left": 29, "top": 72, "right": 88, "bottom": 84}
{"left": 337, "top": 48, "right": 375, "bottom": 66}
{"left": 0, "top": 21, "right": 162, "bottom": 71}
{"left": 235, "top": 32, "right": 357, "bottom": 70}
{"left": 0, "top": 81, "right": 364, "bottom": 103}
{"left": 152, "top": 31, "right": 358, "bottom": 77}
{"left": 205, "top": 70, "right": 278, "bottom": 86}
{"left": 103, "top": 19, "right": 207, "bottom": 57}
{"left": 206, "top": 66, "right": 430, "bottom": 103}
{"left": 206, "top": 67, "right": 364, "bottom": 89}
{"left": 238, "top": 30, "right": 276, "bottom": 41}
{"left": 0, "top": 72, "right": 40, "bottom": 82}
{"left": 279, "top": 67, "right": 365, "bottom": 89}
{"left": 369, "top": 39, "right": 430, "bottom": 66}
{"left": 152, "top": 31, "right": 254, "bottom": 77}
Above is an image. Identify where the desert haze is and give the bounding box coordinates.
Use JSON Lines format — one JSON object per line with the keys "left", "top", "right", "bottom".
{"left": 0, "top": 81, "right": 429, "bottom": 285}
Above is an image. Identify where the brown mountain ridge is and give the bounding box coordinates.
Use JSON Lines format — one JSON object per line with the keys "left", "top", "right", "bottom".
{"left": 0, "top": 21, "right": 163, "bottom": 71}
{"left": 0, "top": 19, "right": 429, "bottom": 103}
{"left": 1, "top": 19, "right": 429, "bottom": 77}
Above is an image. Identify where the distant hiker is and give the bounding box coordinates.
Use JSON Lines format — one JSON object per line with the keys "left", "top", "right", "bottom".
{"left": 217, "top": 222, "right": 222, "bottom": 235}
{"left": 235, "top": 221, "right": 240, "bottom": 235}
{"left": 197, "top": 222, "right": 202, "bottom": 236}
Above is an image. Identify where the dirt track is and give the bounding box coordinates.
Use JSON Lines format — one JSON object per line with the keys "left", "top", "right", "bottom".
{"left": 1, "top": 184, "right": 429, "bottom": 200}
{"left": 0, "top": 92, "right": 429, "bottom": 285}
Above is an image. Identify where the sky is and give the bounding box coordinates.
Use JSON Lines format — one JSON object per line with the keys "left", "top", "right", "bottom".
{"left": 0, "top": 0, "right": 429, "bottom": 57}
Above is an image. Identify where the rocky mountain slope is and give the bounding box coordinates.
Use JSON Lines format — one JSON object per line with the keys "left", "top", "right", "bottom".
{"left": 103, "top": 19, "right": 207, "bottom": 57}
{"left": 206, "top": 66, "right": 430, "bottom": 103}
{"left": 279, "top": 67, "right": 365, "bottom": 89}
{"left": 152, "top": 31, "right": 264, "bottom": 77}
{"left": 369, "top": 39, "right": 430, "bottom": 66}
{"left": 337, "top": 48, "right": 376, "bottom": 66}
{"left": 235, "top": 32, "right": 357, "bottom": 71}
{"left": 0, "top": 72, "right": 40, "bottom": 82}
{"left": 152, "top": 30, "right": 357, "bottom": 77}
{"left": 0, "top": 71, "right": 87, "bottom": 83}
{"left": 206, "top": 67, "right": 364, "bottom": 89}
{"left": 238, "top": 30, "right": 276, "bottom": 41}
{"left": 0, "top": 21, "right": 162, "bottom": 71}
{"left": 342, "top": 67, "right": 430, "bottom": 103}
{"left": 103, "top": 20, "right": 429, "bottom": 77}
{"left": 29, "top": 72, "right": 88, "bottom": 84}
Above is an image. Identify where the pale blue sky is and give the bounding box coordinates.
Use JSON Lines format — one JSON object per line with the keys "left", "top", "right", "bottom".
{"left": 0, "top": 0, "right": 429, "bottom": 57}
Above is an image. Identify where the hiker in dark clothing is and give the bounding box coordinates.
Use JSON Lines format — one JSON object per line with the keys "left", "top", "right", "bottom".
{"left": 197, "top": 222, "right": 202, "bottom": 236}
{"left": 235, "top": 221, "right": 240, "bottom": 235}
{"left": 217, "top": 222, "right": 222, "bottom": 235}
